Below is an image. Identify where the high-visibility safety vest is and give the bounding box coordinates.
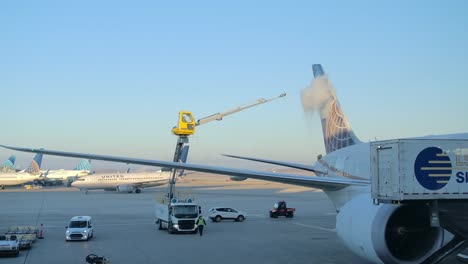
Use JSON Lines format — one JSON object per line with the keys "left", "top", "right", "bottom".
{"left": 197, "top": 218, "right": 206, "bottom": 226}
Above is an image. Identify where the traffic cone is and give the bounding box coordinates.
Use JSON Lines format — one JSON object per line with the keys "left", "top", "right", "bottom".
{"left": 38, "top": 224, "right": 44, "bottom": 239}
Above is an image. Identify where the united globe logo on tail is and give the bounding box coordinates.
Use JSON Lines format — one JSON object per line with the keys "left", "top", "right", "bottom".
{"left": 414, "top": 147, "right": 452, "bottom": 190}
{"left": 25, "top": 160, "right": 40, "bottom": 174}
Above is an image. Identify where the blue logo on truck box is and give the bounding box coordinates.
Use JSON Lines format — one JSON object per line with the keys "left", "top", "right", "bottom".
{"left": 455, "top": 154, "right": 468, "bottom": 183}
{"left": 414, "top": 147, "right": 452, "bottom": 190}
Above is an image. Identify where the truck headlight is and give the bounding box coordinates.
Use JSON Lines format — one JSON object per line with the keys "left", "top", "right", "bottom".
{"left": 83, "top": 230, "right": 87, "bottom": 233}
{"left": 66, "top": 230, "right": 70, "bottom": 234}
{"left": 173, "top": 224, "right": 179, "bottom": 229}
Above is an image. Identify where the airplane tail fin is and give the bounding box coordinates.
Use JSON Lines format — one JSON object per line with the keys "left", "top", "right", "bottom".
{"left": 1, "top": 155, "right": 16, "bottom": 172}
{"left": 7, "top": 155, "right": 16, "bottom": 164}
{"left": 302, "top": 64, "right": 361, "bottom": 154}
{"left": 74, "top": 159, "right": 91, "bottom": 171}
{"left": 25, "top": 152, "right": 43, "bottom": 174}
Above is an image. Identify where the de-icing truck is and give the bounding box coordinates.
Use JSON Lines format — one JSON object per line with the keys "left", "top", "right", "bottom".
{"left": 155, "top": 197, "right": 201, "bottom": 234}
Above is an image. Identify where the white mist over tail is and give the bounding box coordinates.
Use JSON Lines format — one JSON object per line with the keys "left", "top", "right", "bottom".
{"left": 301, "top": 76, "right": 336, "bottom": 117}
{"left": 301, "top": 65, "right": 360, "bottom": 153}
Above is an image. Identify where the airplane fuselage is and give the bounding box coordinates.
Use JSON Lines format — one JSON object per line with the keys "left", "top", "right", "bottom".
{"left": 71, "top": 171, "right": 171, "bottom": 190}
{"left": 0, "top": 172, "right": 41, "bottom": 186}
{"left": 44, "top": 169, "right": 91, "bottom": 181}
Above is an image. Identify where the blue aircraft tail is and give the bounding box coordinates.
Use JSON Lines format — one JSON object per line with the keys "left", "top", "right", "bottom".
{"left": 74, "top": 159, "right": 91, "bottom": 171}
{"left": 1, "top": 155, "right": 16, "bottom": 172}
{"left": 311, "top": 64, "right": 361, "bottom": 153}
{"left": 25, "top": 152, "right": 43, "bottom": 174}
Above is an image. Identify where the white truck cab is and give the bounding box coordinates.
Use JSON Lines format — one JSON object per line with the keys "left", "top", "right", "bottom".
{"left": 65, "top": 216, "right": 94, "bottom": 241}
{"left": 155, "top": 198, "right": 200, "bottom": 234}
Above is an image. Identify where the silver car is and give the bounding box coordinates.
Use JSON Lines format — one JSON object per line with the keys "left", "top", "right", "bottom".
{"left": 208, "top": 207, "right": 246, "bottom": 222}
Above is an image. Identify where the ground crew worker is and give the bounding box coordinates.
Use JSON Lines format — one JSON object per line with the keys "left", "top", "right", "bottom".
{"left": 196, "top": 215, "right": 206, "bottom": 236}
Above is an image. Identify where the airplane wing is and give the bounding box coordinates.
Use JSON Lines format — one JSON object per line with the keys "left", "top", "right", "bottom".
{"left": 0, "top": 145, "right": 370, "bottom": 191}
{"left": 222, "top": 154, "right": 326, "bottom": 174}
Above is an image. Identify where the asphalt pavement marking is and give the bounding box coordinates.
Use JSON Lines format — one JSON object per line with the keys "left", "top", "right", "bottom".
{"left": 291, "top": 222, "right": 336, "bottom": 232}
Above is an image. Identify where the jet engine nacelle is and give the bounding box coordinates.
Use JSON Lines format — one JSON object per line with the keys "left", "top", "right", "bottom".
{"left": 116, "top": 185, "right": 136, "bottom": 193}
{"left": 336, "top": 194, "right": 444, "bottom": 264}
{"left": 230, "top": 176, "right": 247, "bottom": 181}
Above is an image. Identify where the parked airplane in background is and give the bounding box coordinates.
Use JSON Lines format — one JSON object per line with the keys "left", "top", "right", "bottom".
{"left": 3, "top": 65, "right": 467, "bottom": 263}
{"left": 40, "top": 159, "right": 92, "bottom": 186}
{"left": 1, "top": 155, "right": 16, "bottom": 172}
{"left": 72, "top": 146, "right": 189, "bottom": 194}
{"left": 73, "top": 170, "right": 172, "bottom": 194}
{"left": 0, "top": 153, "right": 43, "bottom": 189}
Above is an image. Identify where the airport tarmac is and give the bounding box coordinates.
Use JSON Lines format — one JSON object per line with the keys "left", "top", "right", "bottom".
{"left": 1, "top": 173, "right": 371, "bottom": 264}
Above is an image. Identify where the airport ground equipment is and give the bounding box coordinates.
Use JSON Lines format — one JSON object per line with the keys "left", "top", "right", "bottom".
{"left": 4, "top": 234, "right": 35, "bottom": 249}
{"left": 171, "top": 93, "right": 286, "bottom": 137}
{"left": 154, "top": 93, "right": 286, "bottom": 234}
{"left": 85, "top": 254, "right": 111, "bottom": 264}
{"left": 0, "top": 235, "right": 19, "bottom": 256}
{"left": 5, "top": 226, "right": 38, "bottom": 249}
{"left": 269, "top": 201, "right": 295, "bottom": 218}
{"left": 155, "top": 197, "right": 200, "bottom": 234}
{"left": 370, "top": 139, "right": 468, "bottom": 264}
{"left": 164, "top": 93, "right": 287, "bottom": 219}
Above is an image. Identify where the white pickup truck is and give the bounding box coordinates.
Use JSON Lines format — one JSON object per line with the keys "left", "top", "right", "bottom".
{"left": 0, "top": 235, "right": 19, "bottom": 257}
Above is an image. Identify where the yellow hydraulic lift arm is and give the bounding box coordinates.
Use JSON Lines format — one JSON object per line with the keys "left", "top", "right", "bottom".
{"left": 166, "top": 92, "right": 286, "bottom": 200}
{"left": 171, "top": 93, "right": 286, "bottom": 136}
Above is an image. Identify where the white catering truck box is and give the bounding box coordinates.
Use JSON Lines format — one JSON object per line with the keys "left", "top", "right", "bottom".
{"left": 371, "top": 138, "right": 468, "bottom": 203}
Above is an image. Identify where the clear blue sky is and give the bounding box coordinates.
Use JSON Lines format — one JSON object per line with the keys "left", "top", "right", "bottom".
{"left": 1, "top": 0, "right": 467, "bottom": 170}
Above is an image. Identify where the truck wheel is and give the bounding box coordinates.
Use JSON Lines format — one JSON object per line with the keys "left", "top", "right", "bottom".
{"left": 158, "top": 221, "right": 163, "bottom": 230}
{"left": 288, "top": 213, "right": 294, "bottom": 218}
{"left": 215, "top": 215, "right": 222, "bottom": 222}
{"left": 168, "top": 225, "right": 175, "bottom": 234}
{"left": 236, "top": 215, "right": 245, "bottom": 222}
